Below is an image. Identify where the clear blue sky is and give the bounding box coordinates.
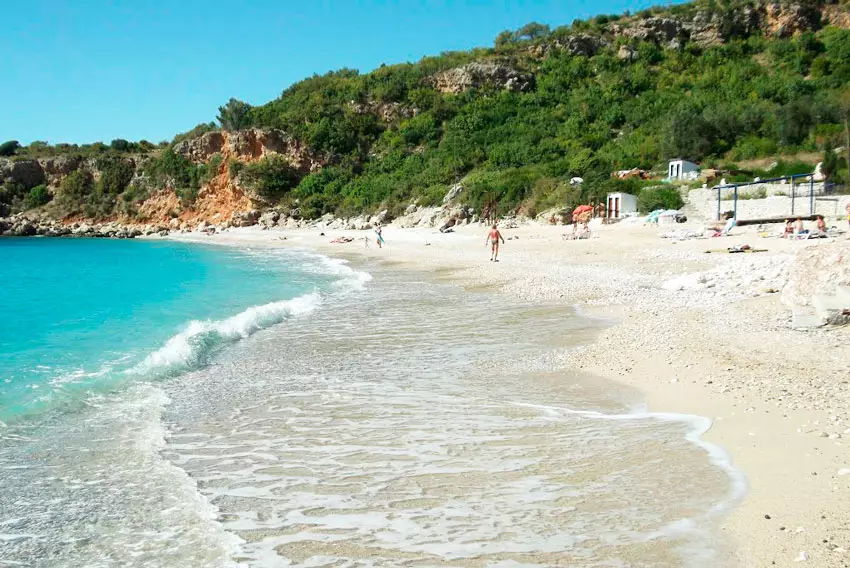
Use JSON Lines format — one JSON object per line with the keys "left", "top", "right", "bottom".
{"left": 1, "top": 0, "right": 676, "bottom": 145}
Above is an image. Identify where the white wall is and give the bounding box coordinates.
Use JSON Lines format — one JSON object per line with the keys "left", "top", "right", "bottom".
{"left": 686, "top": 184, "right": 848, "bottom": 221}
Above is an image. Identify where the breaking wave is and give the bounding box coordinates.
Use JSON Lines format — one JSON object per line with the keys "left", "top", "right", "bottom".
{"left": 130, "top": 292, "right": 323, "bottom": 378}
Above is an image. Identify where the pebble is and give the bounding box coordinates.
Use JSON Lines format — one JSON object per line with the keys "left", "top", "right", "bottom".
{"left": 795, "top": 551, "right": 809, "bottom": 562}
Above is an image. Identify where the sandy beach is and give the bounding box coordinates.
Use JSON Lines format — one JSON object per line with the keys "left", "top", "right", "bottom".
{"left": 173, "top": 221, "right": 850, "bottom": 567}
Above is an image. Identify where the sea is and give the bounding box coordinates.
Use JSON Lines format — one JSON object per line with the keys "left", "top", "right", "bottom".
{"left": 0, "top": 237, "right": 744, "bottom": 567}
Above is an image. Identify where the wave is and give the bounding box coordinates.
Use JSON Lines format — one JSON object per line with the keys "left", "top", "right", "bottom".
{"left": 128, "top": 251, "right": 370, "bottom": 380}
{"left": 129, "top": 292, "right": 322, "bottom": 378}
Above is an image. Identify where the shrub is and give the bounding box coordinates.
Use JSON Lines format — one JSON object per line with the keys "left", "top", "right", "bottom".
{"left": 228, "top": 158, "right": 244, "bottom": 179}
{"left": 110, "top": 139, "right": 134, "bottom": 152}
{"left": 54, "top": 170, "right": 95, "bottom": 216}
{"left": 0, "top": 140, "right": 20, "bottom": 156}
{"left": 637, "top": 186, "right": 684, "bottom": 213}
{"left": 24, "top": 185, "right": 51, "bottom": 209}
{"left": 97, "top": 156, "right": 135, "bottom": 194}
{"left": 239, "top": 155, "right": 300, "bottom": 200}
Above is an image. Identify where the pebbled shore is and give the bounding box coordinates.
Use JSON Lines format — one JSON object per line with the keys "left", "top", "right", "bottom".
{"left": 170, "top": 220, "right": 850, "bottom": 567}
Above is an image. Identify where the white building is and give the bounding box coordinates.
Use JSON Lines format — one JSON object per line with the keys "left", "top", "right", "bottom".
{"left": 606, "top": 192, "right": 638, "bottom": 220}
{"left": 668, "top": 159, "right": 700, "bottom": 181}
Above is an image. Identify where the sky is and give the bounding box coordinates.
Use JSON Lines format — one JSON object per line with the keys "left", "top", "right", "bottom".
{"left": 1, "top": 0, "right": 679, "bottom": 145}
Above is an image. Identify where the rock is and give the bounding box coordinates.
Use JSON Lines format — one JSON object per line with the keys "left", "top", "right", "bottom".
{"left": 0, "top": 159, "right": 46, "bottom": 188}
{"left": 442, "top": 183, "right": 463, "bottom": 205}
{"left": 782, "top": 242, "right": 850, "bottom": 308}
{"left": 173, "top": 131, "right": 225, "bottom": 163}
{"left": 763, "top": 2, "right": 821, "bottom": 38}
{"left": 226, "top": 129, "right": 326, "bottom": 173}
{"left": 529, "top": 34, "right": 606, "bottom": 58}
{"left": 615, "top": 17, "right": 685, "bottom": 47}
{"left": 794, "top": 551, "right": 808, "bottom": 562}
{"left": 370, "top": 210, "right": 389, "bottom": 226}
{"left": 230, "top": 210, "right": 261, "bottom": 227}
{"left": 38, "top": 155, "right": 83, "bottom": 186}
{"left": 427, "top": 62, "right": 535, "bottom": 94}
{"left": 347, "top": 99, "right": 417, "bottom": 122}
{"left": 617, "top": 45, "right": 638, "bottom": 61}
{"left": 258, "top": 210, "right": 281, "bottom": 227}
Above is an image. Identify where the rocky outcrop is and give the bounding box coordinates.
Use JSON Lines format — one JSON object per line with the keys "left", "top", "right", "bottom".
{"left": 614, "top": 17, "right": 686, "bottom": 48}
{"left": 173, "top": 131, "right": 225, "bottom": 162}
{"left": 230, "top": 209, "right": 261, "bottom": 227}
{"left": 763, "top": 2, "right": 822, "bottom": 38}
{"left": 348, "top": 100, "right": 417, "bottom": 123}
{"left": 528, "top": 34, "right": 607, "bottom": 58}
{"left": 824, "top": 3, "right": 850, "bottom": 29}
{"left": 0, "top": 159, "right": 46, "bottom": 188}
{"left": 227, "top": 129, "right": 326, "bottom": 174}
{"left": 427, "top": 62, "right": 535, "bottom": 94}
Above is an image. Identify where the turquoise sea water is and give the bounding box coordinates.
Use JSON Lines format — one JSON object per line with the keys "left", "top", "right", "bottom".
{"left": 0, "top": 237, "right": 740, "bottom": 567}
{"left": 0, "top": 238, "right": 332, "bottom": 422}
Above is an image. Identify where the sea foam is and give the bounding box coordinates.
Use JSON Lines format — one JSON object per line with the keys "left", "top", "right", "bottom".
{"left": 131, "top": 292, "right": 322, "bottom": 377}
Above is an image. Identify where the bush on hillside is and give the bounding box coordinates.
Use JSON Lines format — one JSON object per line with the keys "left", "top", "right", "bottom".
{"left": 24, "top": 185, "right": 51, "bottom": 209}
{"left": 0, "top": 140, "right": 20, "bottom": 156}
{"left": 239, "top": 155, "right": 300, "bottom": 201}
{"left": 637, "top": 186, "right": 684, "bottom": 213}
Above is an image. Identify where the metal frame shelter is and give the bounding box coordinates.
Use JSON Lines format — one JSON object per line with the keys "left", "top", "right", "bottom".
{"left": 714, "top": 174, "right": 814, "bottom": 221}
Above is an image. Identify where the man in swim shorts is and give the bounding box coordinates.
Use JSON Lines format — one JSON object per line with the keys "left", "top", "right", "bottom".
{"left": 486, "top": 224, "right": 505, "bottom": 262}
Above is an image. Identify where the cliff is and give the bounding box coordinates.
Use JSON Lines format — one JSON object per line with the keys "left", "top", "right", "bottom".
{"left": 2, "top": 0, "right": 849, "bottom": 236}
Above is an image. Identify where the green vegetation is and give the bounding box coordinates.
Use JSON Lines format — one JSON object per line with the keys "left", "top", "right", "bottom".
{"left": 0, "top": 140, "right": 20, "bottom": 156}
{"left": 238, "top": 155, "right": 300, "bottom": 201}
{"left": 24, "top": 185, "right": 51, "bottom": 209}
{"left": 5, "top": 0, "right": 850, "bottom": 221}
{"left": 637, "top": 186, "right": 685, "bottom": 213}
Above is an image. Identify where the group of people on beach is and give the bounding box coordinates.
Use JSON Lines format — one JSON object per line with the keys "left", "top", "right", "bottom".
{"left": 782, "top": 216, "right": 827, "bottom": 238}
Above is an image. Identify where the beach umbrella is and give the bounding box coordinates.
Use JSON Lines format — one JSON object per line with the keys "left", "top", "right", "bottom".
{"left": 572, "top": 205, "right": 593, "bottom": 216}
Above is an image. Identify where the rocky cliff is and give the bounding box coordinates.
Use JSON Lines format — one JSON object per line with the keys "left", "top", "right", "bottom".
{"left": 2, "top": 0, "right": 849, "bottom": 238}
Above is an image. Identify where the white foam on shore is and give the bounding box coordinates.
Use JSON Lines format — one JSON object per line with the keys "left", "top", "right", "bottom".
{"left": 130, "top": 292, "right": 322, "bottom": 377}
{"left": 511, "top": 400, "right": 747, "bottom": 564}
{"left": 130, "top": 247, "right": 372, "bottom": 379}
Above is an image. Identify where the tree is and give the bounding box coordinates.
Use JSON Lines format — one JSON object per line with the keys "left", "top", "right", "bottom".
{"left": 24, "top": 185, "right": 51, "bottom": 209}
{"left": 821, "top": 144, "right": 838, "bottom": 182}
{"left": 55, "top": 170, "right": 94, "bottom": 215}
{"left": 217, "top": 98, "right": 253, "bottom": 131}
{"left": 494, "top": 30, "right": 515, "bottom": 48}
{"left": 840, "top": 88, "right": 850, "bottom": 179}
{"left": 516, "top": 22, "right": 550, "bottom": 41}
{"left": 0, "top": 140, "right": 20, "bottom": 156}
{"left": 110, "top": 139, "right": 135, "bottom": 152}
{"left": 660, "top": 106, "right": 715, "bottom": 160}
{"left": 239, "top": 155, "right": 300, "bottom": 201}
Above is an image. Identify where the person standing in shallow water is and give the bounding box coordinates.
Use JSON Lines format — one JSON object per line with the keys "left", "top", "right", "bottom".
{"left": 375, "top": 225, "right": 384, "bottom": 249}
{"left": 487, "top": 224, "right": 505, "bottom": 262}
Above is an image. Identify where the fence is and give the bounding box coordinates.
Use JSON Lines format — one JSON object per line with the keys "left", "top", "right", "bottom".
{"left": 713, "top": 175, "right": 836, "bottom": 221}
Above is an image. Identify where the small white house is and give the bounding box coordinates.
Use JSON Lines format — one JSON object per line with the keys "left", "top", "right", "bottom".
{"left": 668, "top": 159, "right": 699, "bottom": 180}
{"left": 606, "top": 192, "right": 638, "bottom": 220}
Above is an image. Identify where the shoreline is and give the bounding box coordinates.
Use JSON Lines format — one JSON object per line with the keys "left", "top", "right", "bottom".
{"left": 167, "top": 222, "right": 850, "bottom": 567}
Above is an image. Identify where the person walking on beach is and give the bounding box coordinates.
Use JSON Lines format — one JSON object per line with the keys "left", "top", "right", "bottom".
{"left": 375, "top": 225, "right": 385, "bottom": 249}
{"left": 486, "top": 224, "right": 505, "bottom": 262}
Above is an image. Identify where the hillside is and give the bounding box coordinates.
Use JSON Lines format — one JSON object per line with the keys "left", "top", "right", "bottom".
{"left": 2, "top": 0, "right": 850, "bottom": 233}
